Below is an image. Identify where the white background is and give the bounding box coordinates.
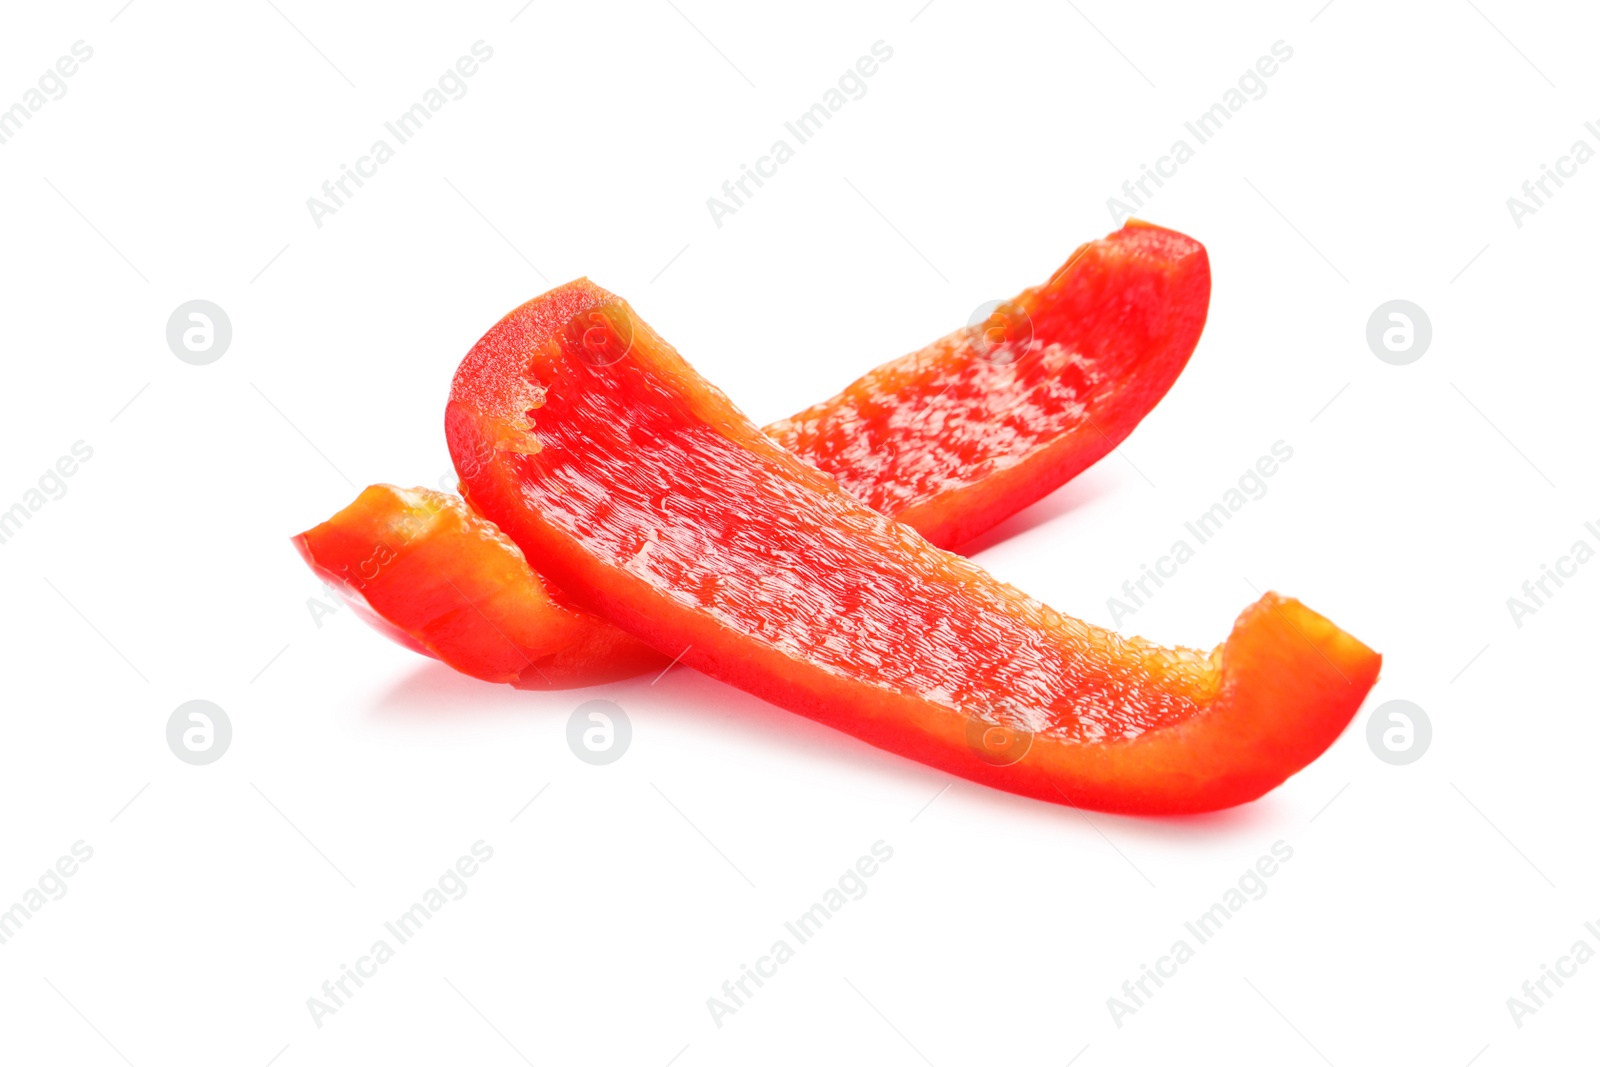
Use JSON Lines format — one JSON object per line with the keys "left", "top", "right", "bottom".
{"left": 1, "top": 1, "right": 1595, "bottom": 1063}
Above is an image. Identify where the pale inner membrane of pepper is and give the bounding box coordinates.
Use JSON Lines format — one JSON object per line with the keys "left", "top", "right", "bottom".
{"left": 769, "top": 331, "right": 1102, "bottom": 517}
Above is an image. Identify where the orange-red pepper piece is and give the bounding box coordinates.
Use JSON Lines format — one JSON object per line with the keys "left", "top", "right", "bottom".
{"left": 295, "top": 222, "right": 1211, "bottom": 690}
{"left": 444, "top": 279, "right": 1380, "bottom": 814}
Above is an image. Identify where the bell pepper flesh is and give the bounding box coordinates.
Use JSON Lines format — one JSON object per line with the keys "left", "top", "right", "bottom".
{"left": 767, "top": 220, "right": 1211, "bottom": 550}
{"left": 298, "top": 221, "right": 1210, "bottom": 689}
{"left": 292, "top": 485, "right": 668, "bottom": 688}
{"left": 445, "top": 280, "right": 1380, "bottom": 814}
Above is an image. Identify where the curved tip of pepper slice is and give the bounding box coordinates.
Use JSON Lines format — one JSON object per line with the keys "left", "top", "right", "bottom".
{"left": 444, "top": 261, "right": 1383, "bottom": 817}
{"left": 1024, "top": 592, "right": 1381, "bottom": 815}
{"left": 291, "top": 484, "right": 667, "bottom": 688}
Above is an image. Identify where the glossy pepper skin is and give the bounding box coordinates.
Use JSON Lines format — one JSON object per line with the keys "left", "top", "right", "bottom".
{"left": 297, "top": 222, "right": 1210, "bottom": 689}
{"left": 445, "top": 278, "right": 1380, "bottom": 815}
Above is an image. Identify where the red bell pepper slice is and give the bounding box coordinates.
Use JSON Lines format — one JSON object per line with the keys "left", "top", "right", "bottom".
{"left": 293, "top": 484, "right": 668, "bottom": 688}
{"left": 766, "top": 220, "right": 1210, "bottom": 550}
{"left": 444, "top": 278, "right": 1380, "bottom": 814}
{"left": 297, "top": 221, "right": 1209, "bottom": 689}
